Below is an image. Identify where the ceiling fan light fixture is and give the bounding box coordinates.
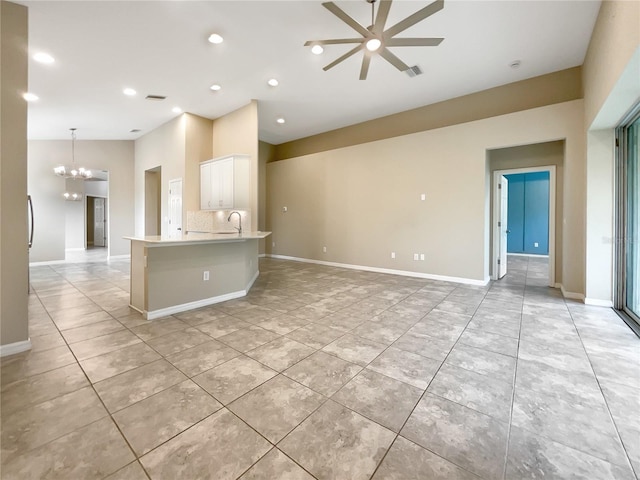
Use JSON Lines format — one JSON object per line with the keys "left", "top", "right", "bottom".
{"left": 366, "top": 38, "right": 382, "bottom": 51}
{"left": 311, "top": 44, "right": 324, "bottom": 55}
{"left": 208, "top": 33, "right": 224, "bottom": 44}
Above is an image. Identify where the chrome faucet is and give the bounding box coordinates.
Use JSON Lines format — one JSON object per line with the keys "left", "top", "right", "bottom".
{"left": 228, "top": 211, "right": 242, "bottom": 234}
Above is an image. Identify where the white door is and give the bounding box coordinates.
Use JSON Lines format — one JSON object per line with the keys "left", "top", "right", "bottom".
{"left": 169, "top": 178, "right": 183, "bottom": 237}
{"left": 94, "top": 197, "right": 106, "bottom": 247}
{"left": 498, "top": 176, "right": 509, "bottom": 279}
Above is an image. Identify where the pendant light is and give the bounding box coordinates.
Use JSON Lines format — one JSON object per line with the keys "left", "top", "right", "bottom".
{"left": 56, "top": 128, "right": 87, "bottom": 201}
{"left": 54, "top": 128, "right": 92, "bottom": 179}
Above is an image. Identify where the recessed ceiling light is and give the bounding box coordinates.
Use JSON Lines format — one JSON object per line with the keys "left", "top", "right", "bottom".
{"left": 208, "top": 33, "right": 224, "bottom": 44}
{"left": 366, "top": 38, "right": 382, "bottom": 52}
{"left": 276, "top": 117, "right": 285, "bottom": 124}
{"left": 509, "top": 60, "right": 521, "bottom": 69}
{"left": 172, "top": 107, "right": 182, "bottom": 114}
{"left": 210, "top": 84, "right": 222, "bottom": 91}
{"left": 267, "top": 78, "right": 279, "bottom": 87}
{"left": 123, "top": 88, "right": 137, "bottom": 96}
{"left": 311, "top": 45, "right": 324, "bottom": 55}
{"left": 23, "top": 92, "right": 39, "bottom": 102}
{"left": 33, "top": 52, "right": 54, "bottom": 64}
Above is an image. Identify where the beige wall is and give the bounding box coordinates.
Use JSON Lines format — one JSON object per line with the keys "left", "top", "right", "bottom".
{"left": 581, "top": 0, "right": 640, "bottom": 305}
{"left": 489, "top": 141, "right": 565, "bottom": 284}
{"left": 267, "top": 100, "right": 585, "bottom": 291}
{"left": 258, "top": 141, "right": 275, "bottom": 254}
{"left": 28, "top": 140, "right": 135, "bottom": 261}
{"left": 0, "top": 1, "right": 29, "bottom": 350}
{"left": 185, "top": 114, "right": 213, "bottom": 216}
{"left": 134, "top": 115, "right": 186, "bottom": 237}
{"left": 274, "top": 67, "right": 582, "bottom": 161}
{"left": 212, "top": 101, "right": 259, "bottom": 231}
{"left": 583, "top": 0, "right": 640, "bottom": 129}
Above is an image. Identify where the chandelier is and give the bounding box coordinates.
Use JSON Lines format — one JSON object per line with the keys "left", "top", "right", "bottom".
{"left": 54, "top": 128, "right": 92, "bottom": 179}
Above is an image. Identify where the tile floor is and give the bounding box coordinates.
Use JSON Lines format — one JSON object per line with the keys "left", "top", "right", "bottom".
{"left": 1, "top": 254, "right": 639, "bottom": 479}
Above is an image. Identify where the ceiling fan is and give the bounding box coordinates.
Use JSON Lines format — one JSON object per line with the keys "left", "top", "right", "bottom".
{"left": 305, "top": 0, "right": 445, "bottom": 80}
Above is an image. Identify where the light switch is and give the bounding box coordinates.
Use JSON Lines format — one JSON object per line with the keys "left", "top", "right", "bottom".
{"left": 421, "top": 194, "right": 426, "bottom": 201}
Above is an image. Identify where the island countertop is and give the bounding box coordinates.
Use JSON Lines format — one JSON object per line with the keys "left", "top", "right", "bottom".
{"left": 124, "top": 231, "right": 271, "bottom": 246}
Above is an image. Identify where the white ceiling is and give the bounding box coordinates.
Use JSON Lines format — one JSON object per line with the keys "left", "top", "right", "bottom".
{"left": 21, "top": 0, "right": 601, "bottom": 144}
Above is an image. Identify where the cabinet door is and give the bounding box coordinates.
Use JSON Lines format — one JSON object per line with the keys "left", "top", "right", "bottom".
{"left": 200, "top": 163, "right": 212, "bottom": 210}
{"left": 210, "top": 158, "right": 234, "bottom": 209}
{"left": 219, "top": 158, "right": 234, "bottom": 209}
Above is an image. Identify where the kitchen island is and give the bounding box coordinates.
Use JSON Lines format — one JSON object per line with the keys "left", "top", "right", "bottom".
{"left": 125, "top": 231, "right": 271, "bottom": 319}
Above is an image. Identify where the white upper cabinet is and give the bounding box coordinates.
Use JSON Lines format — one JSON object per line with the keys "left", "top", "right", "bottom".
{"left": 200, "top": 155, "right": 250, "bottom": 210}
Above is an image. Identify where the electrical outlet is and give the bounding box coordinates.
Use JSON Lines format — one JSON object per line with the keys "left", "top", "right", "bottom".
{"left": 420, "top": 253, "right": 425, "bottom": 261}
{"left": 413, "top": 253, "right": 419, "bottom": 261}
{"left": 421, "top": 194, "right": 426, "bottom": 201}
{"left": 534, "top": 242, "right": 539, "bottom": 248}
{"left": 203, "top": 271, "right": 210, "bottom": 281}
{"left": 391, "top": 252, "right": 396, "bottom": 259}
{"left": 323, "top": 246, "right": 327, "bottom": 253}
{"left": 282, "top": 206, "right": 288, "bottom": 213}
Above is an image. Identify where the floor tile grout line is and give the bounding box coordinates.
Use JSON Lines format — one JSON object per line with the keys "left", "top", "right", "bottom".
{"left": 25, "top": 271, "right": 153, "bottom": 480}
{"left": 500, "top": 255, "right": 527, "bottom": 480}
{"left": 565, "top": 298, "right": 640, "bottom": 478}
{"left": 368, "top": 280, "right": 494, "bottom": 480}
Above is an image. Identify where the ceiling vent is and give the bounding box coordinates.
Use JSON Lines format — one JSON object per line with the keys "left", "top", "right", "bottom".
{"left": 145, "top": 95, "right": 166, "bottom": 101}
{"left": 405, "top": 65, "right": 423, "bottom": 77}
{"left": 130, "top": 129, "right": 141, "bottom": 133}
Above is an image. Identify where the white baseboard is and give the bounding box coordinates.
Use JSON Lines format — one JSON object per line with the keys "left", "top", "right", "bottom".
{"left": 108, "top": 254, "right": 130, "bottom": 261}
{"left": 29, "top": 259, "right": 67, "bottom": 266}
{"left": 258, "top": 253, "right": 267, "bottom": 258}
{"left": 145, "top": 290, "right": 246, "bottom": 320}
{"left": 267, "top": 254, "right": 489, "bottom": 286}
{"left": 560, "top": 284, "right": 586, "bottom": 302}
{"left": 584, "top": 298, "right": 614, "bottom": 307}
{"left": 65, "top": 247, "right": 85, "bottom": 252}
{"left": 507, "top": 253, "right": 550, "bottom": 258}
{"left": 0, "top": 339, "right": 32, "bottom": 357}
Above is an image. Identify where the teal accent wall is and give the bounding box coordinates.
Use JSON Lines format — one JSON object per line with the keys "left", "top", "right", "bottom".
{"left": 505, "top": 172, "right": 549, "bottom": 254}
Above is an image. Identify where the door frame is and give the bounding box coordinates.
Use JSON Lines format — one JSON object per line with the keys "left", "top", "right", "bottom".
{"left": 84, "top": 194, "right": 108, "bottom": 250}
{"left": 492, "top": 165, "right": 556, "bottom": 286}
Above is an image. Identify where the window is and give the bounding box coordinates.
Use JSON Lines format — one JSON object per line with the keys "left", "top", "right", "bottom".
{"left": 615, "top": 104, "right": 640, "bottom": 332}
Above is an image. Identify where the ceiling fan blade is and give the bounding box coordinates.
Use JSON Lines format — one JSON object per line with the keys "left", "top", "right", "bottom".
{"left": 323, "top": 44, "right": 364, "bottom": 71}
{"left": 322, "top": 2, "right": 370, "bottom": 38}
{"left": 379, "top": 47, "right": 410, "bottom": 72}
{"left": 304, "top": 38, "right": 365, "bottom": 46}
{"left": 373, "top": 0, "right": 393, "bottom": 34}
{"left": 385, "top": 37, "right": 444, "bottom": 47}
{"left": 384, "top": 0, "right": 444, "bottom": 39}
{"left": 359, "top": 54, "right": 371, "bottom": 80}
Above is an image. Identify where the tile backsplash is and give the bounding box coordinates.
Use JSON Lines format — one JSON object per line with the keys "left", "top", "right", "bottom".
{"left": 187, "top": 210, "right": 251, "bottom": 233}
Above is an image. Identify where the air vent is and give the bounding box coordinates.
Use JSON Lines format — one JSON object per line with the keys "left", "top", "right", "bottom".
{"left": 130, "top": 129, "right": 141, "bottom": 133}
{"left": 405, "top": 65, "right": 423, "bottom": 77}
{"left": 145, "top": 95, "right": 166, "bottom": 101}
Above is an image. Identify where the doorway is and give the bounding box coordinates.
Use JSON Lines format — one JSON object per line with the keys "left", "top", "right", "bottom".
{"left": 86, "top": 196, "right": 107, "bottom": 248}
{"left": 492, "top": 166, "right": 556, "bottom": 286}
{"left": 145, "top": 167, "right": 162, "bottom": 236}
